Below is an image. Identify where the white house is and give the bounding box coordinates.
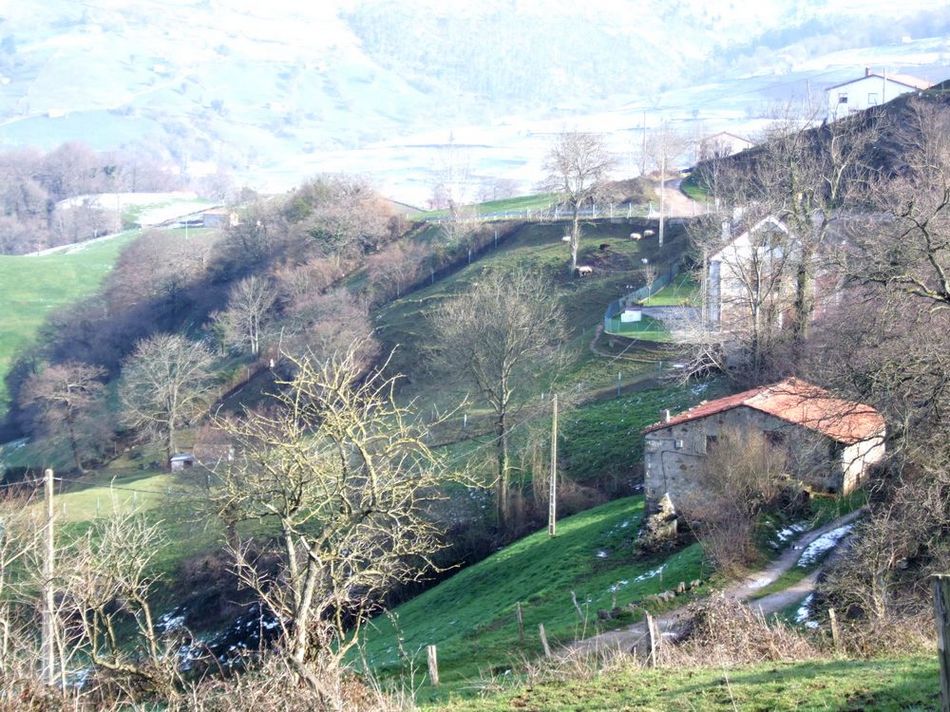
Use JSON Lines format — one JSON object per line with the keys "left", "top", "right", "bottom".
{"left": 706, "top": 215, "right": 790, "bottom": 328}
{"left": 698, "top": 132, "right": 754, "bottom": 162}
{"left": 825, "top": 68, "right": 932, "bottom": 121}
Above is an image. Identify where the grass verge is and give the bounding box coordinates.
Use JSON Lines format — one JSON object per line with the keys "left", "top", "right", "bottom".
{"left": 430, "top": 656, "right": 938, "bottom": 711}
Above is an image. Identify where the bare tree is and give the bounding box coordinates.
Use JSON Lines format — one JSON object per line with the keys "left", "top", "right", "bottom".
{"left": 843, "top": 98, "right": 950, "bottom": 310}
{"left": 118, "top": 334, "right": 216, "bottom": 460}
{"left": 57, "top": 511, "right": 183, "bottom": 698}
{"left": 430, "top": 269, "right": 567, "bottom": 530}
{"left": 208, "top": 345, "right": 456, "bottom": 701}
{"left": 679, "top": 427, "right": 787, "bottom": 573}
{"left": 741, "top": 109, "right": 874, "bottom": 346}
{"left": 543, "top": 131, "right": 616, "bottom": 272}
{"left": 21, "top": 362, "right": 108, "bottom": 473}
{"left": 213, "top": 275, "right": 278, "bottom": 357}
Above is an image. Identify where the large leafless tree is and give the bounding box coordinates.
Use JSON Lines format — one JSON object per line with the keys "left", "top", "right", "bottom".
{"left": 430, "top": 269, "right": 567, "bottom": 530}
{"left": 118, "top": 334, "right": 216, "bottom": 460}
{"left": 21, "top": 362, "right": 108, "bottom": 473}
{"left": 207, "top": 345, "right": 456, "bottom": 701}
{"left": 544, "top": 130, "right": 616, "bottom": 272}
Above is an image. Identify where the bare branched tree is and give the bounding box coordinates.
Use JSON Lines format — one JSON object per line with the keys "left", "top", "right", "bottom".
{"left": 679, "top": 427, "right": 787, "bottom": 573}
{"left": 208, "top": 345, "right": 457, "bottom": 702}
{"left": 543, "top": 131, "right": 616, "bottom": 272}
{"left": 118, "top": 334, "right": 216, "bottom": 460}
{"left": 430, "top": 269, "right": 567, "bottom": 531}
{"left": 21, "top": 362, "right": 108, "bottom": 472}
{"left": 57, "top": 511, "right": 183, "bottom": 699}
{"left": 213, "top": 275, "right": 279, "bottom": 357}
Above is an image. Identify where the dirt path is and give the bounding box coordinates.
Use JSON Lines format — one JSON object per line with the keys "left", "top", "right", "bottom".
{"left": 654, "top": 178, "right": 705, "bottom": 219}
{"left": 569, "top": 508, "right": 865, "bottom": 656}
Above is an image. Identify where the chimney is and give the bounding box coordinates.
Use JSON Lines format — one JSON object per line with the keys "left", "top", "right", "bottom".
{"left": 865, "top": 66, "right": 871, "bottom": 77}
{"left": 663, "top": 409, "right": 671, "bottom": 423}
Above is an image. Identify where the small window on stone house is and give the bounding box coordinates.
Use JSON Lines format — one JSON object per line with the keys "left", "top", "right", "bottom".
{"left": 705, "top": 434, "right": 718, "bottom": 452}
{"left": 838, "top": 92, "right": 848, "bottom": 104}
{"left": 766, "top": 431, "right": 785, "bottom": 447}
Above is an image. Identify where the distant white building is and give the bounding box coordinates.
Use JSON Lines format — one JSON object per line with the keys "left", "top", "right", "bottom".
{"left": 698, "top": 132, "right": 754, "bottom": 162}
{"left": 825, "top": 68, "right": 932, "bottom": 121}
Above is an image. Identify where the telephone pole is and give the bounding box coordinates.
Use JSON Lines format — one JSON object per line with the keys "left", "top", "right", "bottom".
{"left": 42, "top": 468, "right": 55, "bottom": 686}
{"left": 548, "top": 395, "right": 558, "bottom": 537}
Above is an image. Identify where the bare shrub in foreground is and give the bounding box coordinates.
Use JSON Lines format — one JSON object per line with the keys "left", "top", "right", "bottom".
{"left": 671, "top": 595, "right": 820, "bottom": 667}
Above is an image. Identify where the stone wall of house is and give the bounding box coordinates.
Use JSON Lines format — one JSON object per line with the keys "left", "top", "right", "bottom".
{"left": 643, "top": 405, "right": 877, "bottom": 512}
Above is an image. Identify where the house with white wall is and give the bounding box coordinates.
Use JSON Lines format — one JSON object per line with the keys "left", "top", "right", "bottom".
{"left": 825, "top": 68, "right": 932, "bottom": 121}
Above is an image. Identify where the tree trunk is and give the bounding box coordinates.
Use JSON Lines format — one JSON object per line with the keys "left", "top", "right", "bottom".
{"left": 570, "top": 207, "right": 580, "bottom": 273}
{"left": 495, "top": 410, "right": 510, "bottom": 531}
{"left": 792, "top": 254, "right": 813, "bottom": 344}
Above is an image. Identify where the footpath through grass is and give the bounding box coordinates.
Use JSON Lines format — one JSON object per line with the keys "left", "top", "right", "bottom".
{"left": 431, "top": 656, "right": 939, "bottom": 711}
{"left": 358, "top": 496, "right": 707, "bottom": 701}
{"left": 0, "top": 231, "right": 137, "bottom": 416}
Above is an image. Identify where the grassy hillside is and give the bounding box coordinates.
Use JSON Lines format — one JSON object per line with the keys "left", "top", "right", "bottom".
{"left": 0, "top": 231, "right": 137, "bottom": 416}
{"left": 374, "top": 218, "right": 690, "bottom": 413}
{"left": 358, "top": 496, "right": 708, "bottom": 700}
{"left": 432, "top": 656, "right": 939, "bottom": 711}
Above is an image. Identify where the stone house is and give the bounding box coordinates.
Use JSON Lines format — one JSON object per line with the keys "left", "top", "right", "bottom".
{"left": 642, "top": 378, "right": 885, "bottom": 513}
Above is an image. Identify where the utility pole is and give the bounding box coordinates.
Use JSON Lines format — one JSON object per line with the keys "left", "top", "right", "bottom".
{"left": 658, "top": 150, "right": 666, "bottom": 248}
{"left": 548, "top": 394, "right": 558, "bottom": 537}
{"left": 42, "top": 468, "right": 55, "bottom": 686}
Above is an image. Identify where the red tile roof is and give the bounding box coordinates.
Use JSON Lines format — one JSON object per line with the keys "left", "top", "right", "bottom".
{"left": 644, "top": 377, "right": 885, "bottom": 445}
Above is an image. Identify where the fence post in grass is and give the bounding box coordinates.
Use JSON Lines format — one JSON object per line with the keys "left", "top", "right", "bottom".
{"left": 828, "top": 607, "right": 843, "bottom": 656}
{"left": 427, "top": 644, "right": 439, "bottom": 687}
{"left": 933, "top": 575, "right": 950, "bottom": 712}
{"left": 516, "top": 602, "right": 525, "bottom": 644}
{"left": 645, "top": 611, "right": 659, "bottom": 668}
{"left": 539, "top": 623, "right": 551, "bottom": 658}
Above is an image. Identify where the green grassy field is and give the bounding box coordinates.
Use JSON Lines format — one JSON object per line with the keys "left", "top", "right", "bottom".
{"left": 358, "top": 496, "right": 709, "bottom": 701}
{"left": 374, "top": 219, "right": 690, "bottom": 412}
{"left": 603, "top": 314, "right": 671, "bottom": 341}
{"left": 642, "top": 273, "right": 700, "bottom": 307}
{"left": 0, "top": 231, "right": 137, "bottom": 415}
{"left": 432, "top": 656, "right": 939, "bottom": 711}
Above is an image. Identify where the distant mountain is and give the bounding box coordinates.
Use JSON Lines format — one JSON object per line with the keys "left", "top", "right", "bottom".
{"left": 0, "top": 1, "right": 948, "bottom": 202}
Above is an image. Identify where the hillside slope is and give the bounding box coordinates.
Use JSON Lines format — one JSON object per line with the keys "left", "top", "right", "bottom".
{"left": 358, "top": 496, "right": 708, "bottom": 699}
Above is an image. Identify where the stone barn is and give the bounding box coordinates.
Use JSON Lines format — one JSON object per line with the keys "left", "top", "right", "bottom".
{"left": 642, "top": 378, "right": 885, "bottom": 513}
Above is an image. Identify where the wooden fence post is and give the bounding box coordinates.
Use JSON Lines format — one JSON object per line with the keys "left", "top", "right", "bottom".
{"left": 828, "top": 607, "right": 843, "bottom": 656}
{"left": 427, "top": 644, "right": 439, "bottom": 687}
{"left": 539, "top": 623, "right": 551, "bottom": 658}
{"left": 645, "top": 612, "right": 659, "bottom": 668}
{"left": 933, "top": 575, "right": 950, "bottom": 712}
{"left": 516, "top": 602, "right": 525, "bottom": 644}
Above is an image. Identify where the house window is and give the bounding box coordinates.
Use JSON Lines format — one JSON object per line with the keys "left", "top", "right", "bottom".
{"left": 705, "top": 434, "right": 718, "bottom": 452}
{"left": 837, "top": 93, "right": 848, "bottom": 104}
{"left": 766, "top": 431, "right": 785, "bottom": 447}
{"left": 867, "top": 92, "right": 879, "bottom": 105}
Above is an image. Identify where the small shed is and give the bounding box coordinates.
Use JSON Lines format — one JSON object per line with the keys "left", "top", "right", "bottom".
{"left": 169, "top": 453, "right": 196, "bottom": 471}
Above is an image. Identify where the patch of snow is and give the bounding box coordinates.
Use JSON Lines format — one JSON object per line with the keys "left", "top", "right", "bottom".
{"left": 608, "top": 579, "right": 630, "bottom": 593}
{"left": 634, "top": 564, "right": 665, "bottom": 583}
{"left": 795, "top": 593, "right": 819, "bottom": 629}
{"left": 797, "top": 524, "right": 854, "bottom": 568}
{"left": 596, "top": 549, "right": 609, "bottom": 559}
{"left": 770, "top": 521, "right": 810, "bottom": 549}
